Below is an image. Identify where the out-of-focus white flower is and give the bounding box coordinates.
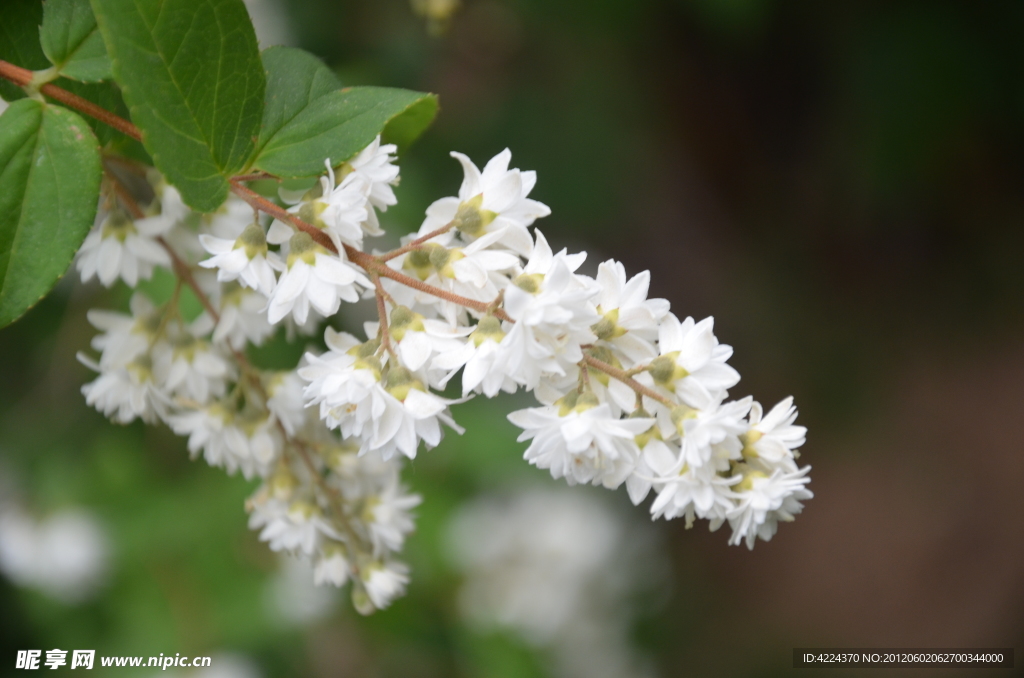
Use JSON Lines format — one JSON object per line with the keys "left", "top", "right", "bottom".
{"left": 419, "top": 149, "right": 550, "bottom": 255}
{"left": 265, "top": 370, "right": 309, "bottom": 437}
{"left": 0, "top": 508, "right": 109, "bottom": 603}
{"left": 248, "top": 493, "right": 340, "bottom": 556}
{"left": 743, "top": 397, "right": 806, "bottom": 469}
{"left": 265, "top": 556, "right": 338, "bottom": 626}
{"left": 313, "top": 543, "right": 350, "bottom": 587}
{"left": 364, "top": 481, "right": 421, "bottom": 557}
{"left": 449, "top": 488, "right": 664, "bottom": 678}
{"left": 168, "top": 404, "right": 281, "bottom": 479}
{"left": 76, "top": 209, "right": 173, "bottom": 288}
{"left": 727, "top": 465, "right": 813, "bottom": 549}
{"left": 79, "top": 352, "right": 169, "bottom": 424}
{"left": 212, "top": 284, "right": 275, "bottom": 350}
{"left": 152, "top": 318, "right": 233, "bottom": 405}
{"left": 354, "top": 560, "right": 409, "bottom": 613}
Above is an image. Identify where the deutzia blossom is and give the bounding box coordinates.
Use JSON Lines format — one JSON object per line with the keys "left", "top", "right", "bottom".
{"left": 266, "top": 232, "right": 370, "bottom": 325}
{"left": 248, "top": 492, "right": 341, "bottom": 557}
{"left": 432, "top": 316, "right": 519, "bottom": 397}
{"left": 313, "top": 544, "right": 350, "bottom": 587}
{"left": 355, "top": 560, "right": 409, "bottom": 612}
{"left": 592, "top": 260, "right": 670, "bottom": 364}
{"left": 419, "top": 148, "right": 551, "bottom": 255}
{"left": 365, "top": 308, "right": 470, "bottom": 375}
{"left": 508, "top": 392, "right": 653, "bottom": 489}
{"left": 212, "top": 284, "right": 275, "bottom": 350}
{"left": 388, "top": 228, "right": 519, "bottom": 324}
{"left": 74, "top": 131, "right": 813, "bottom": 611}
{"left": 500, "top": 230, "right": 599, "bottom": 391}
{"left": 278, "top": 160, "right": 371, "bottom": 251}
{"left": 344, "top": 135, "right": 400, "bottom": 233}
{"left": 199, "top": 221, "right": 281, "bottom": 296}
{"left": 79, "top": 352, "right": 168, "bottom": 424}
{"left": 727, "top": 466, "right": 813, "bottom": 549}
{"left": 742, "top": 397, "right": 806, "bottom": 470}
{"left": 76, "top": 208, "right": 173, "bottom": 287}
{"left": 152, "top": 317, "right": 232, "bottom": 404}
{"left": 168, "top": 404, "right": 281, "bottom": 479}
{"left": 648, "top": 314, "right": 741, "bottom": 409}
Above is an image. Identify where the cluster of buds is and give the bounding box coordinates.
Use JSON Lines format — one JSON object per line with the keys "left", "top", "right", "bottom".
{"left": 77, "top": 138, "right": 811, "bottom": 613}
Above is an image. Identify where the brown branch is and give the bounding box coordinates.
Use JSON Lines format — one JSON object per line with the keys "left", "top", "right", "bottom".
{"left": 156, "top": 237, "right": 220, "bottom": 324}
{"left": 378, "top": 221, "right": 455, "bottom": 262}
{"left": 232, "top": 172, "right": 276, "bottom": 182}
{"left": 372, "top": 275, "right": 396, "bottom": 358}
{"left": 228, "top": 180, "right": 514, "bottom": 321}
{"left": 582, "top": 355, "right": 676, "bottom": 407}
{"left": 0, "top": 60, "right": 144, "bottom": 141}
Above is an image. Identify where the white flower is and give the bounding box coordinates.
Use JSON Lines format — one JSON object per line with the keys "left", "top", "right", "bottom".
{"left": 508, "top": 393, "right": 653, "bottom": 489}
{"left": 76, "top": 209, "right": 173, "bottom": 288}
{"left": 727, "top": 466, "right": 813, "bottom": 549}
{"left": 313, "top": 544, "right": 350, "bottom": 587}
{"left": 742, "top": 397, "right": 806, "bottom": 469}
{"left": 83, "top": 293, "right": 160, "bottom": 370}
{"left": 365, "top": 307, "right": 471, "bottom": 375}
{"left": 199, "top": 222, "right": 280, "bottom": 296}
{"left": 419, "top": 148, "right": 550, "bottom": 255}
{"left": 356, "top": 560, "right": 409, "bottom": 612}
{"left": 78, "top": 352, "right": 168, "bottom": 424}
{"left": 364, "top": 481, "right": 421, "bottom": 557}
{"left": 671, "top": 396, "right": 751, "bottom": 469}
{"left": 152, "top": 319, "right": 232, "bottom": 405}
{"left": 650, "top": 314, "right": 741, "bottom": 408}
{"left": 387, "top": 228, "right": 519, "bottom": 325}
{"left": 592, "top": 260, "right": 670, "bottom": 364}
{"left": 347, "top": 370, "right": 462, "bottom": 460}
{"left": 266, "top": 232, "right": 370, "bottom": 325}
{"left": 649, "top": 461, "right": 740, "bottom": 527}
{"left": 299, "top": 329, "right": 382, "bottom": 428}
{"left": 212, "top": 284, "right": 275, "bottom": 350}
{"left": 499, "top": 231, "right": 600, "bottom": 390}
{"left": 278, "top": 160, "right": 371, "bottom": 251}
{"left": 168, "top": 404, "right": 281, "bottom": 479}
{"left": 249, "top": 495, "right": 339, "bottom": 557}
{"left": 265, "top": 370, "right": 310, "bottom": 437}
{"left": 345, "top": 135, "right": 400, "bottom": 233}
{"left": 432, "top": 315, "right": 518, "bottom": 397}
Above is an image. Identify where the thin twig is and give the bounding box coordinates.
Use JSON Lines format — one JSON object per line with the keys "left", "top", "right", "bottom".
{"left": 583, "top": 355, "right": 675, "bottom": 407}
{"left": 378, "top": 221, "right": 456, "bottom": 262}
{"left": 372, "top": 275, "right": 397, "bottom": 358}
{"left": 0, "top": 60, "right": 144, "bottom": 141}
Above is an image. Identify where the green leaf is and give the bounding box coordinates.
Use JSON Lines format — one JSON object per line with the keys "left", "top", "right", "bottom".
{"left": 0, "top": 0, "right": 48, "bottom": 101}
{"left": 0, "top": 99, "right": 102, "bottom": 327}
{"left": 91, "top": 0, "right": 265, "bottom": 212}
{"left": 253, "top": 81, "right": 437, "bottom": 178}
{"left": 257, "top": 46, "right": 342, "bottom": 151}
{"left": 381, "top": 93, "right": 439, "bottom": 154}
{"left": 40, "top": 0, "right": 112, "bottom": 83}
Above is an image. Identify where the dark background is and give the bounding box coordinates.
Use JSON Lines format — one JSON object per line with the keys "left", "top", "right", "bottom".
{"left": 1, "top": 0, "right": 1022, "bottom": 676}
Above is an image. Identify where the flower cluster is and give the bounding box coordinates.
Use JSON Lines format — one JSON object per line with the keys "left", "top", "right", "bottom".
{"left": 77, "top": 137, "right": 810, "bottom": 613}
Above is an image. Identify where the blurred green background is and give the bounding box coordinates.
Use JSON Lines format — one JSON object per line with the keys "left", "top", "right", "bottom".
{"left": 2, "top": 0, "right": 1023, "bottom": 676}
